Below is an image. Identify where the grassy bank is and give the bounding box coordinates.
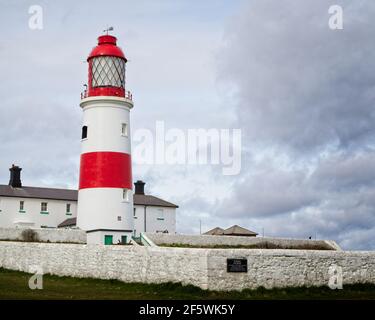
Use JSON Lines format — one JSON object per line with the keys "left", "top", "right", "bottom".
{"left": 0, "top": 268, "right": 374, "bottom": 300}
{"left": 157, "top": 242, "right": 334, "bottom": 250}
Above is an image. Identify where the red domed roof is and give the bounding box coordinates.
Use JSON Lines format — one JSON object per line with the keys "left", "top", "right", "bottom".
{"left": 87, "top": 35, "right": 127, "bottom": 62}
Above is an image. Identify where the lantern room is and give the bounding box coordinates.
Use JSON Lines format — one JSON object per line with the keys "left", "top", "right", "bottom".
{"left": 85, "top": 35, "right": 128, "bottom": 98}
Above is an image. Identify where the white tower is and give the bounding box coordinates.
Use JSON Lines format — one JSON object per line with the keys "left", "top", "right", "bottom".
{"left": 76, "top": 33, "right": 134, "bottom": 245}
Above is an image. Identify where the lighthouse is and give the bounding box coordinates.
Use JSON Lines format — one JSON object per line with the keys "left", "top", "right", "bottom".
{"left": 76, "top": 33, "right": 134, "bottom": 245}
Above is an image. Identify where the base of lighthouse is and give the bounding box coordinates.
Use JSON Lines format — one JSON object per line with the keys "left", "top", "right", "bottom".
{"left": 77, "top": 188, "right": 134, "bottom": 245}
{"left": 87, "top": 230, "right": 133, "bottom": 245}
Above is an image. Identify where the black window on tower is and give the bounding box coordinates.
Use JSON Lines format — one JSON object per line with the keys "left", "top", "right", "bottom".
{"left": 82, "top": 126, "right": 88, "bottom": 139}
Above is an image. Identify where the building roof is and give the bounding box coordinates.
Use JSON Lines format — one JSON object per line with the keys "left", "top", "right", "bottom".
{"left": 58, "top": 217, "right": 77, "bottom": 228}
{"left": 0, "top": 184, "right": 178, "bottom": 208}
{"left": 0, "top": 185, "right": 78, "bottom": 201}
{"left": 133, "top": 194, "right": 178, "bottom": 208}
{"left": 223, "top": 225, "right": 258, "bottom": 236}
{"left": 203, "top": 227, "right": 224, "bottom": 235}
{"left": 203, "top": 225, "right": 258, "bottom": 236}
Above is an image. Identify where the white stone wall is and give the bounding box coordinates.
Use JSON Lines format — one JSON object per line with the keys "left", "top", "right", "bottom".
{"left": 0, "top": 241, "right": 374, "bottom": 291}
{"left": 145, "top": 233, "right": 341, "bottom": 251}
{"left": 0, "top": 227, "right": 86, "bottom": 244}
{"left": 133, "top": 206, "right": 176, "bottom": 236}
{"left": 0, "top": 242, "right": 208, "bottom": 289}
{"left": 206, "top": 249, "right": 375, "bottom": 290}
{"left": 0, "top": 196, "right": 76, "bottom": 228}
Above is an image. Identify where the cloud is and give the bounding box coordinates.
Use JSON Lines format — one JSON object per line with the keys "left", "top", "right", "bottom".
{"left": 219, "top": 0, "right": 375, "bottom": 154}
{"left": 311, "top": 152, "right": 375, "bottom": 191}
{"left": 217, "top": 161, "right": 319, "bottom": 218}
{"left": 215, "top": 0, "right": 375, "bottom": 249}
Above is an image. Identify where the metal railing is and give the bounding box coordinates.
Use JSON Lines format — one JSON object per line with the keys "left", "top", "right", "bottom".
{"left": 80, "top": 90, "right": 88, "bottom": 99}
{"left": 125, "top": 90, "right": 133, "bottom": 100}
{"left": 80, "top": 89, "right": 133, "bottom": 100}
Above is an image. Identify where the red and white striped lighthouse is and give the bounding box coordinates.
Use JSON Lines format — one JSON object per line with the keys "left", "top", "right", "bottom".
{"left": 77, "top": 33, "right": 134, "bottom": 245}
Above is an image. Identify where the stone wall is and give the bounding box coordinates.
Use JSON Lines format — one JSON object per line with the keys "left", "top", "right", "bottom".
{"left": 206, "top": 249, "right": 374, "bottom": 290}
{"left": 145, "top": 233, "right": 341, "bottom": 251}
{"left": 0, "top": 242, "right": 207, "bottom": 288}
{"left": 0, "top": 241, "right": 374, "bottom": 291}
{"left": 0, "top": 227, "right": 86, "bottom": 244}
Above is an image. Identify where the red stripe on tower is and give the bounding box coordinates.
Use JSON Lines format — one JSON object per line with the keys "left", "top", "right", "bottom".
{"left": 79, "top": 152, "right": 132, "bottom": 190}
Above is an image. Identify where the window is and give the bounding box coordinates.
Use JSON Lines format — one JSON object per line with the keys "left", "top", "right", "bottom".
{"left": 81, "top": 126, "right": 88, "bottom": 139}
{"left": 19, "top": 201, "right": 24, "bottom": 211}
{"left": 121, "top": 123, "right": 128, "bottom": 137}
{"left": 157, "top": 208, "right": 164, "bottom": 221}
{"left": 91, "top": 56, "right": 126, "bottom": 88}
{"left": 133, "top": 208, "right": 137, "bottom": 219}
{"left": 117, "top": 216, "right": 122, "bottom": 221}
{"left": 41, "top": 202, "right": 48, "bottom": 213}
{"left": 123, "top": 189, "right": 129, "bottom": 202}
{"left": 66, "top": 204, "right": 71, "bottom": 215}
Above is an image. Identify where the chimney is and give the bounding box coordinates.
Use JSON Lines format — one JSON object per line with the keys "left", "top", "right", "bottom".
{"left": 134, "top": 180, "right": 145, "bottom": 195}
{"left": 9, "top": 164, "right": 22, "bottom": 188}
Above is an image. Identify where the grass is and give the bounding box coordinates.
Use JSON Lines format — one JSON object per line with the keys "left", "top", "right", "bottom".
{"left": 0, "top": 268, "right": 374, "bottom": 300}
{"left": 157, "top": 242, "right": 334, "bottom": 250}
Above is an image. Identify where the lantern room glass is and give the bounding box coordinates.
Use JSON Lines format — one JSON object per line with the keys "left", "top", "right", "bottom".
{"left": 91, "top": 56, "right": 126, "bottom": 88}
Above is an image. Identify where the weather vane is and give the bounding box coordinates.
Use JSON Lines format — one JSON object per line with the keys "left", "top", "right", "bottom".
{"left": 103, "top": 26, "right": 114, "bottom": 35}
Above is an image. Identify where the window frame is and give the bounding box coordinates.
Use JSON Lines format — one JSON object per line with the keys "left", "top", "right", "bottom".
{"left": 91, "top": 56, "right": 126, "bottom": 89}
{"left": 157, "top": 208, "right": 165, "bottom": 221}
{"left": 81, "top": 125, "right": 88, "bottom": 140}
{"left": 40, "top": 202, "right": 48, "bottom": 214}
{"left": 121, "top": 123, "right": 128, "bottom": 137}
{"left": 122, "top": 189, "right": 129, "bottom": 202}
{"left": 66, "top": 203, "right": 72, "bottom": 215}
{"left": 19, "top": 200, "right": 25, "bottom": 212}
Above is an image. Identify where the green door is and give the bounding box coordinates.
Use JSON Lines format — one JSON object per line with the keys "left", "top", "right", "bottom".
{"left": 121, "top": 236, "right": 127, "bottom": 244}
{"left": 104, "top": 235, "right": 113, "bottom": 245}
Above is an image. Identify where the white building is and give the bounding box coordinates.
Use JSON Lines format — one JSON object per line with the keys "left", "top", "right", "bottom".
{"left": 0, "top": 165, "right": 178, "bottom": 240}
{"left": 132, "top": 180, "right": 177, "bottom": 237}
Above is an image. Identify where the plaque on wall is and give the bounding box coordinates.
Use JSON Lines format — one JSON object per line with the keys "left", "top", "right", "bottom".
{"left": 227, "top": 258, "right": 248, "bottom": 273}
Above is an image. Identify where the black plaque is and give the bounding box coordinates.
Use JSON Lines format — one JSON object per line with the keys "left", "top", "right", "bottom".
{"left": 227, "top": 258, "right": 247, "bottom": 273}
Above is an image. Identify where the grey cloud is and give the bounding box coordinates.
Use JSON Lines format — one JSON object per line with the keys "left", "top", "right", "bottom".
{"left": 215, "top": 0, "right": 375, "bottom": 249}
{"left": 219, "top": 0, "right": 375, "bottom": 154}
{"left": 311, "top": 151, "right": 375, "bottom": 191}
{"left": 217, "top": 163, "right": 318, "bottom": 218}
{"left": 214, "top": 149, "right": 375, "bottom": 249}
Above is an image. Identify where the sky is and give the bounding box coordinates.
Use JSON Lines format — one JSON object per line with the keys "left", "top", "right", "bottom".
{"left": 0, "top": 0, "right": 374, "bottom": 250}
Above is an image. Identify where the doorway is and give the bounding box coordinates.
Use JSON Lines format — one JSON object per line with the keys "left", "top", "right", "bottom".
{"left": 121, "top": 235, "right": 127, "bottom": 244}
{"left": 104, "top": 235, "right": 113, "bottom": 245}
